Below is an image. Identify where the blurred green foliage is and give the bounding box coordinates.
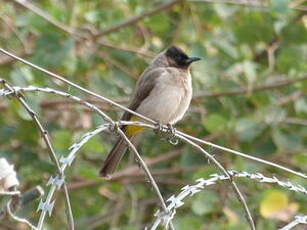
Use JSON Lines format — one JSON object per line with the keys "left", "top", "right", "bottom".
{"left": 0, "top": 0, "right": 306, "bottom": 229}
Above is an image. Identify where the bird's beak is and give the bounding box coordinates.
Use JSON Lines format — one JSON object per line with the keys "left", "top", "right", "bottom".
{"left": 186, "top": 56, "right": 202, "bottom": 65}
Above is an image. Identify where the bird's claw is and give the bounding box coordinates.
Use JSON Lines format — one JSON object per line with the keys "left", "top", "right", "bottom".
{"left": 154, "top": 122, "right": 179, "bottom": 145}
{"left": 154, "top": 121, "right": 164, "bottom": 134}
{"left": 166, "top": 124, "right": 178, "bottom": 145}
{"left": 167, "top": 124, "right": 176, "bottom": 136}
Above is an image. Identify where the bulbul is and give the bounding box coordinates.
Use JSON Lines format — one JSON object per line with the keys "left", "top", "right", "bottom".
{"left": 100, "top": 46, "right": 201, "bottom": 178}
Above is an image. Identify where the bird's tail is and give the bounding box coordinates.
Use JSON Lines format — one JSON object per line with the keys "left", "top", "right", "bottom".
{"left": 100, "top": 116, "right": 144, "bottom": 178}
{"left": 99, "top": 137, "right": 127, "bottom": 178}
{"left": 99, "top": 136, "right": 137, "bottom": 178}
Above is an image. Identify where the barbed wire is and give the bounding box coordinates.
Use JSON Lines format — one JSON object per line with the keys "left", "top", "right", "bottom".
{"left": 279, "top": 215, "right": 307, "bottom": 230}
{"left": 150, "top": 170, "right": 307, "bottom": 230}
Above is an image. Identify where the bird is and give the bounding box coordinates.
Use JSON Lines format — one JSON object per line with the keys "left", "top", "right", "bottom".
{"left": 100, "top": 45, "right": 201, "bottom": 178}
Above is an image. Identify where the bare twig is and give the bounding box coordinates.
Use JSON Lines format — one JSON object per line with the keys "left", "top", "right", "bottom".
{"left": 12, "top": 0, "right": 78, "bottom": 36}
{"left": 0, "top": 51, "right": 31, "bottom": 65}
{"left": 193, "top": 75, "right": 307, "bottom": 99}
{"left": 63, "top": 183, "right": 74, "bottom": 230}
{"left": 282, "top": 117, "right": 307, "bottom": 126}
{"left": 97, "top": 40, "right": 156, "bottom": 58}
{"left": 0, "top": 15, "right": 30, "bottom": 53}
{"left": 275, "top": 91, "right": 304, "bottom": 106}
{"left": 93, "top": 0, "right": 183, "bottom": 38}
{"left": 189, "top": 0, "right": 307, "bottom": 11}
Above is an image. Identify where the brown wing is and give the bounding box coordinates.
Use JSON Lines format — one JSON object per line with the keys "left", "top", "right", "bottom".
{"left": 121, "top": 68, "right": 165, "bottom": 121}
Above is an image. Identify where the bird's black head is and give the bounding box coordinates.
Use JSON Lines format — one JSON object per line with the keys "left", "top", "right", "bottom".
{"left": 165, "top": 46, "right": 201, "bottom": 68}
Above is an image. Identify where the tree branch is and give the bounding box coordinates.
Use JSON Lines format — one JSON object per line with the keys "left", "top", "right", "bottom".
{"left": 194, "top": 75, "right": 307, "bottom": 99}
{"left": 189, "top": 0, "right": 307, "bottom": 11}
{"left": 93, "top": 0, "right": 183, "bottom": 38}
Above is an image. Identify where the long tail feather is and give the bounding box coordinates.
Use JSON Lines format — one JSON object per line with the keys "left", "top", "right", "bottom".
{"left": 99, "top": 137, "right": 127, "bottom": 178}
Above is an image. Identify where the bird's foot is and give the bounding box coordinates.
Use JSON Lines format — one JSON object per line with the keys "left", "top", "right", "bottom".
{"left": 154, "top": 121, "right": 164, "bottom": 135}
{"left": 166, "top": 124, "right": 179, "bottom": 145}
{"left": 167, "top": 124, "right": 176, "bottom": 136}
{"left": 154, "top": 122, "right": 179, "bottom": 145}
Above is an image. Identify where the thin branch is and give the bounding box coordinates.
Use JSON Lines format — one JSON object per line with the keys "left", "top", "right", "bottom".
{"left": 275, "top": 91, "right": 304, "bottom": 106}
{"left": 63, "top": 183, "right": 74, "bottom": 230}
{"left": 193, "top": 74, "right": 307, "bottom": 99}
{"left": 12, "top": 0, "right": 78, "bottom": 36}
{"left": 0, "top": 15, "right": 30, "bottom": 53}
{"left": 189, "top": 0, "right": 307, "bottom": 11}
{"left": 282, "top": 117, "right": 307, "bottom": 126}
{"left": 0, "top": 51, "right": 31, "bottom": 65}
{"left": 97, "top": 40, "right": 156, "bottom": 58}
{"left": 93, "top": 0, "right": 183, "bottom": 38}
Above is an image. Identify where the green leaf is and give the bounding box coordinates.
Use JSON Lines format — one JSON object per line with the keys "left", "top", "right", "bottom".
{"left": 235, "top": 118, "right": 265, "bottom": 142}
{"left": 204, "top": 113, "right": 228, "bottom": 133}
{"left": 243, "top": 61, "right": 257, "bottom": 83}
{"left": 78, "top": 162, "right": 98, "bottom": 179}
{"left": 191, "top": 191, "right": 219, "bottom": 216}
{"left": 175, "top": 216, "right": 203, "bottom": 230}
{"left": 293, "top": 153, "right": 307, "bottom": 168}
{"left": 83, "top": 137, "right": 106, "bottom": 158}
{"left": 32, "top": 34, "right": 74, "bottom": 68}
{"left": 272, "top": 128, "right": 303, "bottom": 152}
{"left": 53, "top": 130, "right": 72, "bottom": 150}
{"left": 294, "top": 98, "right": 307, "bottom": 114}
{"left": 270, "top": 0, "right": 291, "bottom": 17}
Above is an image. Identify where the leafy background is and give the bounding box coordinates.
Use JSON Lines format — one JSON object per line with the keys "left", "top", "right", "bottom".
{"left": 0, "top": 0, "right": 307, "bottom": 229}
